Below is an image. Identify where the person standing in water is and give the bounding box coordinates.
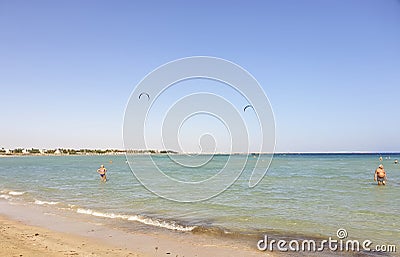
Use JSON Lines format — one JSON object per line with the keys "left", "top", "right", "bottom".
{"left": 97, "top": 164, "right": 107, "bottom": 182}
{"left": 374, "top": 164, "right": 387, "bottom": 185}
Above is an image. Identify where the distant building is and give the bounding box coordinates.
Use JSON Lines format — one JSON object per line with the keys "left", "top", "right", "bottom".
{"left": 22, "top": 148, "right": 29, "bottom": 154}
{"left": 5, "top": 149, "right": 10, "bottom": 154}
{"left": 40, "top": 149, "right": 46, "bottom": 154}
{"left": 54, "top": 149, "right": 61, "bottom": 155}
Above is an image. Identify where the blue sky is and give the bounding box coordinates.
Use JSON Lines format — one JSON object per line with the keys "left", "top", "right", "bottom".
{"left": 0, "top": 0, "right": 399, "bottom": 152}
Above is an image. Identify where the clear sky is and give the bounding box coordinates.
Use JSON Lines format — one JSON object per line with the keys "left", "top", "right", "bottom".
{"left": 0, "top": 0, "right": 399, "bottom": 152}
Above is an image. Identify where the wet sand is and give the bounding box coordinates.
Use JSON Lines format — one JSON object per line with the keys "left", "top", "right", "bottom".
{"left": 0, "top": 201, "right": 385, "bottom": 257}
{"left": 0, "top": 201, "right": 268, "bottom": 257}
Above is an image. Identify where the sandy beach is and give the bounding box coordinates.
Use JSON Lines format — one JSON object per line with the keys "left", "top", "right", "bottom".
{"left": 0, "top": 215, "right": 143, "bottom": 257}
{"left": 0, "top": 201, "right": 267, "bottom": 257}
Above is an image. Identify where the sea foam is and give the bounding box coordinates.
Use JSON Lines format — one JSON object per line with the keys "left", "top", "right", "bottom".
{"left": 0, "top": 194, "right": 11, "bottom": 199}
{"left": 34, "top": 199, "right": 59, "bottom": 205}
{"left": 8, "top": 191, "right": 26, "bottom": 196}
{"left": 127, "top": 215, "right": 195, "bottom": 231}
{"left": 76, "top": 208, "right": 196, "bottom": 232}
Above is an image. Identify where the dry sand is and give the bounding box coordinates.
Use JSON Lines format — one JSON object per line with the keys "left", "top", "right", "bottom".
{"left": 0, "top": 215, "right": 144, "bottom": 257}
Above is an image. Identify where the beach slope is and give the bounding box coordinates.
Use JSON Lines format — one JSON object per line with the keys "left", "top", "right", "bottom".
{"left": 0, "top": 215, "right": 144, "bottom": 257}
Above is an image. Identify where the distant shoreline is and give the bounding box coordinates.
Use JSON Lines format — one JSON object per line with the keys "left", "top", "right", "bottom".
{"left": 0, "top": 148, "right": 178, "bottom": 156}
{"left": 1, "top": 151, "right": 399, "bottom": 157}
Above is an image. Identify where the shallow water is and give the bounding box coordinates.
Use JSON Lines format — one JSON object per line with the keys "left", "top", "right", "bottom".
{"left": 0, "top": 154, "right": 399, "bottom": 247}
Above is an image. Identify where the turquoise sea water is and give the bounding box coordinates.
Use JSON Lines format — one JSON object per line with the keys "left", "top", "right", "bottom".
{"left": 0, "top": 154, "right": 399, "bottom": 248}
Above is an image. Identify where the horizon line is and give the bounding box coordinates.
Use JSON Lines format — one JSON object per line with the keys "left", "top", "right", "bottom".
{"left": 1, "top": 147, "right": 400, "bottom": 155}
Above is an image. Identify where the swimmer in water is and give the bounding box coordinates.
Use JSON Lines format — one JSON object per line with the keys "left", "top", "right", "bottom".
{"left": 374, "top": 164, "right": 387, "bottom": 186}
{"left": 97, "top": 164, "right": 107, "bottom": 182}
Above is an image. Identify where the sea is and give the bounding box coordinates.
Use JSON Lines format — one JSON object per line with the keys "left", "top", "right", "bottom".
{"left": 0, "top": 153, "right": 399, "bottom": 255}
